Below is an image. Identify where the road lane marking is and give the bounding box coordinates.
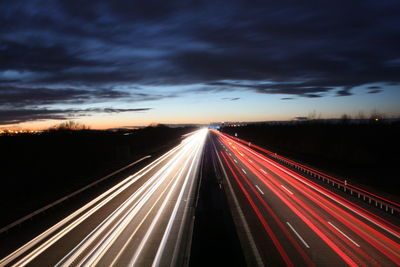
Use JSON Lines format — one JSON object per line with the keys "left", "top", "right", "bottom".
{"left": 212, "top": 139, "right": 264, "bottom": 266}
{"left": 111, "top": 133, "right": 207, "bottom": 267}
{"left": 0, "top": 155, "right": 151, "bottom": 236}
{"left": 238, "top": 152, "right": 244, "bottom": 156}
{"left": 59, "top": 136, "right": 200, "bottom": 266}
{"left": 260, "top": 169, "right": 267, "bottom": 174}
{"left": 234, "top": 159, "right": 238, "bottom": 163}
{"left": 229, "top": 152, "right": 232, "bottom": 156}
{"left": 152, "top": 137, "right": 205, "bottom": 267}
{"left": 2, "top": 132, "right": 205, "bottom": 267}
{"left": 232, "top": 139, "right": 400, "bottom": 239}
{"left": 59, "top": 131, "right": 208, "bottom": 266}
{"left": 11, "top": 143, "right": 186, "bottom": 267}
{"left": 128, "top": 156, "right": 194, "bottom": 266}
{"left": 281, "top": 185, "right": 294, "bottom": 195}
{"left": 218, "top": 136, "right": 373, "bottom": 266}
{"left": 255, "top": 185, "right": 264, "bottom": 195}
{"left": 328, "top": 222, "right": 360, "bottom": 247}
{"left": 242, "top": 168, "right": 247, "bottom": 174}
{"left": 109, "top": 167, "right": 180, "bottom": 266}
{"left": 249, "top": 159, "right": 253, "bottom": 163}
{"left": 286, "top": 222, "right": 310, "bottom": 248}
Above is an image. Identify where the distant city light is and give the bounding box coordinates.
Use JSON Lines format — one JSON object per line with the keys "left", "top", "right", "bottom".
{"left": 0, "top": 129, "right": 39, "bottom": 135}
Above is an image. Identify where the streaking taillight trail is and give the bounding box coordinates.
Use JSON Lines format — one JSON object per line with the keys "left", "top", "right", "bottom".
{"left": 212, "top": 130, "right": 400, "bottom": 266}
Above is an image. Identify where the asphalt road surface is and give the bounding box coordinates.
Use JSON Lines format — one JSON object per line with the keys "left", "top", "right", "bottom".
{"left": 1, "top": 128, "right": 399, "bottom": 267}
{"left": 0, "top": 129, "right": 207, "bottom": 267}
{"left": 210, "top": 130, "right": 400, "bottom": 266}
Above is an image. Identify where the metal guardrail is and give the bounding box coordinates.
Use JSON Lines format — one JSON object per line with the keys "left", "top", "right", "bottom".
{"left": 225, "top": 133, "right": 400, "bottom": 217}
{"left": 0, "top": 155, "right": 151, "bottom": 234}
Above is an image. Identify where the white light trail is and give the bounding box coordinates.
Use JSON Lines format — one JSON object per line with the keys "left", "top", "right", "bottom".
{"left": 1, "top": 129, "right": 207, "bottom": 267}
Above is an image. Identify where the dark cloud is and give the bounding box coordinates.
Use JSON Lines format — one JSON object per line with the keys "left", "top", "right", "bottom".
{"left": 208, "top": 81, "right": 332, "bottom": 98}
{"left": 281, "top": 97, "right": 294, "bottom": 100}
{"left": 0, "top": 40, "right": 96, "bottom": 72}
{"left": 368, "top": 89, "right": 383, "bottom": 94}
{"left": 62, "top": 0, "right": 196, "bottom": 25}
{"left": 0, "top": 0, "right": 399, "bottom": 123}
{"left": 222, "top": 97, "right": 240, "bottom": 101}
{"left": 0, "top": 107, "right": 151, "bottom": 125}
{"left": 336, "top": 89, "right": 353, "bottom": 97}
{"left": 0, "top": 86, "right": 165, "bottom": 109}
{"left": 367, "top": 86, "right": 383, "bottom": 94}
{"left": 0, "top": 86, "right": 107, "bottom": 107}
{"left": 305, "top": 94, "right": 323, "bottom": 98}
{"left": 100, "top": 108, "right": 151, "bottom": 113}
{"left": 0, "top": 109, "right": 70, "bottom": 125}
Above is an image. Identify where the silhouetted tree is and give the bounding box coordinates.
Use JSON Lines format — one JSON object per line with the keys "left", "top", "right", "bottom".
{"left": 340, "top": 114, "right": 351, "bottom": 124}
{"left": 49, "top": 121, "right": 90, "bottom": 131}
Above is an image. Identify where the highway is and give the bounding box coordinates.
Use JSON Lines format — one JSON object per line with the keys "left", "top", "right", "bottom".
{"left": 0, "top": 129, "right": 207, "bottom": 267}
{"left": 210, "top": 130, "right": 400, "bottom": 266}
{"left": 1, "top": 128, "right": 399, "bottom": 267}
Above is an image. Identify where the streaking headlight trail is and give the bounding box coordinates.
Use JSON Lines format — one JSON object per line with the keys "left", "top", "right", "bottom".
{"left": 0, "top": 129, "right": 208, "bottom": 267}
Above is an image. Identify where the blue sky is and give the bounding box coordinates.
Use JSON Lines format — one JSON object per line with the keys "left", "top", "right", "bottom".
{"left": 0, "top": 0, "right": 399, "bottom": 129}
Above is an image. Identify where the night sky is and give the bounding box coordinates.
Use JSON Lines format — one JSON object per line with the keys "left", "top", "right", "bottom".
{"left": 1, "top": 0, "right": 400, "bottom": 129}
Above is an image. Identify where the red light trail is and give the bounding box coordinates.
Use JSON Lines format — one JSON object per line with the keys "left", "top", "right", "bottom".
{"left": 212, "top": 130, "right": 400, "bottom": 266}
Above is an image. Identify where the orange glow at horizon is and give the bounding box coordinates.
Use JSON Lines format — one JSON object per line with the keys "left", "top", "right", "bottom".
{"left": 0, "top": 113, "right": 288, "bottom": 131}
